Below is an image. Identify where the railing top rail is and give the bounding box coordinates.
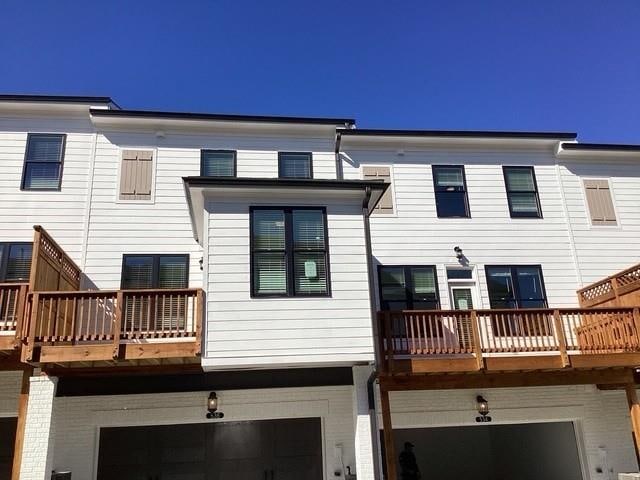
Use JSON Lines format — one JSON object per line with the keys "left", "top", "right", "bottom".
{"left": 0, "top": 282, "right": 29, "bottom": 287}
{"left": 378, "top": 306, "right": 637, "bottom": 317}
{"left": 29, "top": 287, "right": 203, "bottom": 297}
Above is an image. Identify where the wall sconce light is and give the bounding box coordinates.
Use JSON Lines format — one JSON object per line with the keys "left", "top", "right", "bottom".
{"left": 454, "top": 246, "right": 464, "bottom": 259}
{"left": 199, "top": 257, "right": 204, "bottom": 271}
{"left": 476, "top": 395, "right": 491, "bottom": 422}
{"left": 206, "top": 392, "right": 224, "bottom": 419}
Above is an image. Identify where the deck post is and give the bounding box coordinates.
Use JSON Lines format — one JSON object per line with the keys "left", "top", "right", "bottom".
{"left": 625, "top": 383, "right": 640, "bottom": 465}
{"left": 112, "top": 291, "right": 124, "bottom": 359}
{"left": 11, "top": 367, "right": 33, "bottom": 480}
{"left": 470, "top": 310, "right": 483, "bottom": 370}
{"left": 380, "top": 386, "right": 397, "bottom": 480}
{"left": 553, "top": 309, "right": 570, "bottom": 367}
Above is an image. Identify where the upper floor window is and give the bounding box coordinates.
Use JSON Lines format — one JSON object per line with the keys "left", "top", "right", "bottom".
{"left": 278, "top": 152, "right": 312, "bottom": 179}
{"left": 583, "top": 179, "right": 617, "bottom": 226}
{"left": 201, "top": 150, "right": 236, "bottom": 177}
{"left": 378, "top": 266, "right": 439, "bottom": 310}
{"left": 121, "top": 254, "right": 189, "bottom": 289}
{"left": 503, "top": 166, "right": 542, "bottom": 218}
{"left": 119, "top": 150, "right": 154, "bottom": 201}
{"left": 251, "top": 207, "right": 329, "bottom": 297}
{"left": 362, "top": 166, "right": 394, "bottom": 214}
{"left": 21, "top": 134, "right": 66, "bottom": 191}
{"left": 485, "top": 265, "right": 547, "bottom": 309}
{"left": 0, "top": 242, "right": 32, "bottom": 282}
{"left": 432, "top": 165, "right": 470, "bottom": 218}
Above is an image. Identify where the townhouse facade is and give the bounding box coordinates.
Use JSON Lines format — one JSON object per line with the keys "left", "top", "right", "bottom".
{"left": 0, "top": 94, "right": 640, "bottom": 480}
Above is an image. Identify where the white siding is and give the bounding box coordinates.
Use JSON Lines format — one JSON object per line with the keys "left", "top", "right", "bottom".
{"left": 558, "top": 159, "right": 640, "bottom": 285}
{"left": 204, "top": 196, "right": 373, "bottom": 368}
{"left": 0, "top": 116, "right": 95, "bottom": 263}
{"left": 342, "top": 146, "right": 580, "bottom": 309}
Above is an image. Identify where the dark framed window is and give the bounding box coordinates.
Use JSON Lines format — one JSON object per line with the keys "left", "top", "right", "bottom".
{"left": 250, "top": 207, "right": 329, "bottom": 297}
{"left": 278, "top": 152, "right": 313, "bottom": 179}
{"left": 503, "top": 166, "right": 542, "bottom": 218}
{"left": 21, "top": 134, "right": 66, "bottom": 191}
{"left": 485, "top": 265, "right": 547, "bottom": 309}
{"left": 121, "top": 254, "right": 189, "bottom": 289}
{"left": 0, "top": 243, "right": 33, "bottom": 282}
{"left": 378, "top": 266, "right": 440, "bottom": 311}
{"left": 200, "top": 150, "right": 236, "bottom": 177}
{"left": 432, "top": 165, "right": 470, "bottom": 218}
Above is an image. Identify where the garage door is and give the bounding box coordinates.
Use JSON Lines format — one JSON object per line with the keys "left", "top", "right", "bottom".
{"left": 97, "top": 418, "right": 323, "bottom": 480}
{"left": 388, "top": 422, "right": 583, "bottom": 480}
{"left": 0, "top": 417, "right": 17, "bottom": 480}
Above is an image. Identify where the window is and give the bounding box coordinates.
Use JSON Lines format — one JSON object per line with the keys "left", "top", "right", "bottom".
{"left": 583, "top": 179, "right": 617, "bottom": 226}
{"left": 278, "top": 152, "right": 312, "bottom": 179}
{"left": 201, "top": 150, "right": 236, "bottom": 177}
{"left": 485, "top": 266, "right": 547, "bottom": 309}
{"left": 362, "top": 166, "right": 394, "bottom": 214}
{"left": 0, "top": 243, "right": 32, "bottom": 282}
{"left": 121, "top": 254, "right": 189, "bottom": 289}
{"left": 21, "top": 134, "right": 66, "bottom": 190}
{"left": 378, "top": 266, "right": 439, "bottom": 310}
{"left": 251, "top": 207, "right": 329, "bottom": 297}
{"left": 432, "top": 165, "right": 470, "bottom": 218}
{"left": 503, "top": 166, "right": 542, "bottom": 218}
{"left": 119, "top": 150, "right": 154, "bottom": 201}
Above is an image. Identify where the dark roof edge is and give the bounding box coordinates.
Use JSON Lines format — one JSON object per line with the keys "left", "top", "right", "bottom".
{"left": 182, "top": 176, "right": 386, "bottom": 190}
{"left": 340, "top": 128, "right": 577, "bottom": 140}
{"left": 0, "top": 94, "right": 117, "bottom": 107}
{"left": 91, "top": 108, "right": 355, "bottom": 126}
{"left": 561, "top": 142, "right": 640, "bottom": 152}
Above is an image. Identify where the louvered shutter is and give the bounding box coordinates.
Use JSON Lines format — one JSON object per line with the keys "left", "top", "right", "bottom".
{"left": 120, "top": 150, "right": 153, "bottom": 200}
{"left": 362, "top": 166, "right": 393, "bottom": 214}
{"left": 584, "top": 179, "right": 617, "bottom": 225}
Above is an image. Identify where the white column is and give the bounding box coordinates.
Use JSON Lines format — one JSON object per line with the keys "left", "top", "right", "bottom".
{"left": 352, "top": 365, "right": 376, "bottom": 480}
{"left": 19, "top": 375, "right": 58, "bottom": 480}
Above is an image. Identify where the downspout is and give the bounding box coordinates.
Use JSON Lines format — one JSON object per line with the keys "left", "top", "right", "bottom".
{"left": 363, "top": 185, "right": 382, "bottom": 480}
{"left": 80, "top": 130, "right": 98, "bottom": 285}
{"left": 335, "top": 132, "right": 343, "bottom": 180}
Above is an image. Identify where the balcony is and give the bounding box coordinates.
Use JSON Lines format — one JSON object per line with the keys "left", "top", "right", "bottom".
{"left": 377, "top": 307, "right": 640, "bottom": 375}
{"left": 578, "top": 263, "right": 640, "bottom": 308}
{"left": 0, "top": 283, "right": 28, "bottom": 355}
{"left": 21, "top": 288, "right": 203, "bottom": 366}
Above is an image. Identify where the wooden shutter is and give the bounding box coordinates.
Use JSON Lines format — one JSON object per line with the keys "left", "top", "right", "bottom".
{"left": 362, "top": 166, "right": 393, "bottom": 214}
{"left": 584, "top": 179, "right": 616, "bottom": 225}
{"left": 120, "top": 150, "right": 153, "bottom": 200}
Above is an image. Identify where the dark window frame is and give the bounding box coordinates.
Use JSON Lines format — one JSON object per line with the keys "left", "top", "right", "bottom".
{"left": 484, "top": 264, "right": 548, "bottom": 309}
{"left": 377, "top": 265, "right": 441, "bottom": 311}
{"left": 21, "top": 133, "right": 66, "bottom": 191}
{"left": 502, "top": 166, "right": 542, "bottom": 218}
{"left": 0, "top": 242, "right": 33, "bottom": 282}
{"left": 120, "top": 254, "right": 190, "bottom": 289}
{"left": 278, "top": 152, "right": 313, "bottom": 179}
{"left": 432, "top": 165, "right": 471, "bottom": 218}
{"left": 200, "top": 149, "right": 237, "bottom": 177}
{"left": 250, "top": 206, "right": 331, "bottom": 298}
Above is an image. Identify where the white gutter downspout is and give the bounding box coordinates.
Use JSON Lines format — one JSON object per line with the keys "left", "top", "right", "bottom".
{"left": 80, "top": 130, "right": 98, "bottom": 280}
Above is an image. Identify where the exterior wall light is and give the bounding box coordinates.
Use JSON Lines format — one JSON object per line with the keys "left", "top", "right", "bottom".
{"left": 206, "top": 392, "right": 224, "bottom": 419}
{"left": 476, "top": 395, "right": 491, "bottom": 423}
{"left": 454, "top": 246, "right": 464, "bottom": 259}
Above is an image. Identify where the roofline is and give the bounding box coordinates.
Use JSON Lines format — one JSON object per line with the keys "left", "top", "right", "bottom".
{"left": 0, "top": 94, "right": 118, "bottom": 107}
{"left": 182, "top": 176, "right": 387, "bottom": 190}
{"left": 91, "top": 108, "right": 355, "bottom": 126}
{"left": 561, "top": 142, "right": 640, "bottom": 152}
{"left": 339, "top": 128, "right": 577, "bottom": 140}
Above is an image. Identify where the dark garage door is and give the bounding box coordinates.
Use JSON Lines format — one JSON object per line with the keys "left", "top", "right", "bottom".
{"left": 0, "top": 417, "right": 17, "bottom": 480}
{"left": 97, "top": 417, "right": 323, "bottom": 480}
{"left": 388, "top": 421, "right": 583, "bottom": 480}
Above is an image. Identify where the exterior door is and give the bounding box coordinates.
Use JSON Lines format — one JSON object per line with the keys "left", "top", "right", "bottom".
{"left": 97, "top": 418, "right": 322, "bottom": 480}
{"left": 0, "top": 417, "right": 17, "bottom": 480}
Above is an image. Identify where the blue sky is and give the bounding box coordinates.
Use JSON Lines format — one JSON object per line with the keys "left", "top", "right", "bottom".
{"left": 1, "top": 1, "right": 639, "bottom": 142}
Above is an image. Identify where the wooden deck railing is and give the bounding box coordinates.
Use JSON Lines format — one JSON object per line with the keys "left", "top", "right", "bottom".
{"left": 22, "top": 288, "right": 203, "bottom": 362}
{"left": 378, "top": 307, "right": 640, "bottom": 372}
{"left": 578, "top": 263, "right": 640, "bottom": 308}
{"left": 0, "top": 283, "right": 29, "bottom": 350}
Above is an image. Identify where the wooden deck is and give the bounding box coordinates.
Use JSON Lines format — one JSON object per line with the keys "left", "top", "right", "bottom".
{"left": 377, "top": 307, "right": 640, "bottom": 375}
{"left": 21, "top": 288, "right": 203, "bottom": 367}
{"left": 578, "top": 262, "right": 640, "bottom": 308}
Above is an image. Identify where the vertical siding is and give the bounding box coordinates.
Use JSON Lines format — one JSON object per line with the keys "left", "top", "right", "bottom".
{"left": 205, "top": 196, "right": 373, "bottom": 368}
{"left": 342, "top": 146, "right": 580, "bottom": 308}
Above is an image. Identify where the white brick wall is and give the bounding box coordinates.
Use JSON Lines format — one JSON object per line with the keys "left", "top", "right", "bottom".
{"left": 50, "top": 385, "right": 358, "bottom": 479}
{"left": 0, "top": 370, "right": 21, "bottom": 417}
{"left": 20, "top": 375, "right": 58, "bottom": 480}
{"left": 379, "top": 384, "right": 638, "bottom": 480}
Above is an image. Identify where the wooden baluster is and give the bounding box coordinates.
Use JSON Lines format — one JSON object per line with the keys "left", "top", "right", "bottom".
{"left": 470, "top": 310, "right": 483, "bottom": 370}
{"left": 13, "top": 285, "right": 28, "bottom": 348}
{"left": 195, "top": 290, "right": 203, "bottom": 355}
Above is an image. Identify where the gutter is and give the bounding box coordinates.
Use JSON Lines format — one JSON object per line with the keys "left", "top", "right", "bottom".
{"left": 335, "top": 132, "right": 343, "bottom": 180}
